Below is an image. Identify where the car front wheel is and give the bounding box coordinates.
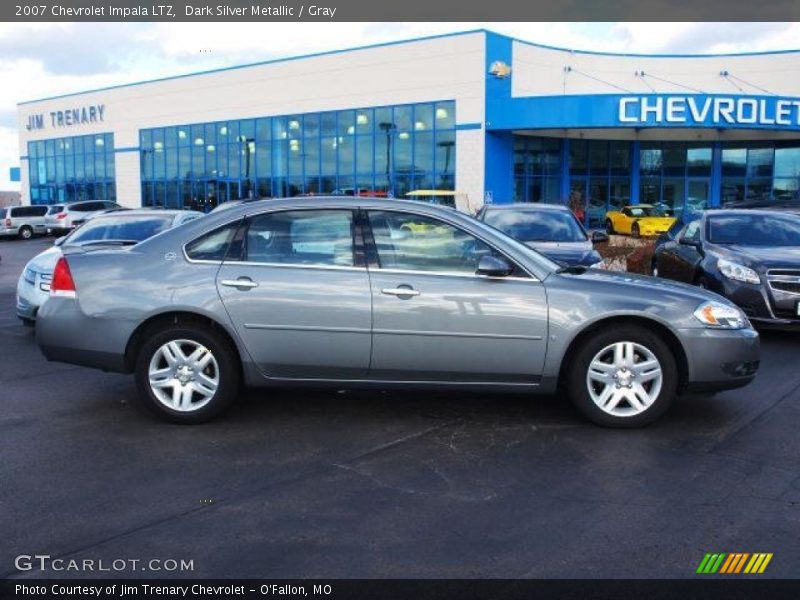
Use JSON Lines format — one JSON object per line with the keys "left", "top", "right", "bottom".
{"left": 631, "top": 222, "right": 641, "bottom": 238}
{"left": 134, "top": 324, "right": 241, "bottom": 423}
{"left": 19, "top": 226, "right": 33, "bottom": 240}
{"left": 566, "top": 325, "right": 677, "bottom": 427}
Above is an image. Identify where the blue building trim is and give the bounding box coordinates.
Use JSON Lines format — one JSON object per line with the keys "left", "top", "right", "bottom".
{"left": 486, "top": 93, "right": 800, "bottom": 132}
{"left": 455, "top": 123, "right": 483, "bottom": 131}
{"left": 559, "top": 140, "right": 570, "bottom": 203}
{"left": 483, "top": 32, "right": 515, "bottom": 204}
{"left": 710, "top": 143, "right": 723, "bottom": 209}
{"left": 630, "top": 141, "right": 641, "bottom": 205}
{"left": 115, "top": 146, "right": 141, "bottom": 153}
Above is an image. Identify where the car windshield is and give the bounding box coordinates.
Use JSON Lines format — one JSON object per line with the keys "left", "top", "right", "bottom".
{"left": 629, "top": 205, "right": 671, "bottom": 217}
{"left": 65, "top": 215, "right": 174, "bottom": 245}
{"left": 708, "top": 213, "right": 800, "bottom": 246}
{"left": 483, "top": 209, "right": 587, "bottom": 243}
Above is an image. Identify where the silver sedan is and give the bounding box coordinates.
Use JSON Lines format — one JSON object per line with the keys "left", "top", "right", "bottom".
{"left": 35, "top": 198, "right": 759, "bottom": 427}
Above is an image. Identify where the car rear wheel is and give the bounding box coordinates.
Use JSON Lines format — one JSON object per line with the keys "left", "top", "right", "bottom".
{"left": 18, "top": 226, "right": 33, "bottom": 240}
{"left": 566, "top": 325, "right": 677, "bottom": 427}
{"left": 605, "top": 219, "right": 614, "bottom": 234}
{"left": 134, "top": 324, "right": 240, "bottom": 423}
{"left": 631, "top": 222, "right": 641, "bottom": 238}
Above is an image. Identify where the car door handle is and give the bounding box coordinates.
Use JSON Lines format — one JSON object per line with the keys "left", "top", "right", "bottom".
{"left": 381, "top": 287, "right": 420, "bottom": 297}
{"left": 220, "top": 278, "right": 259, "bottom": 290}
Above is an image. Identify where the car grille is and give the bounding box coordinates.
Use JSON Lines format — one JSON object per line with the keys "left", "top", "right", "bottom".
{"left": 767, "top": 269, "right": 800, "bottom": 297}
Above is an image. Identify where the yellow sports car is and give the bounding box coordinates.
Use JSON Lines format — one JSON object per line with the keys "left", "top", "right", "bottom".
{"left": 604, "top": 204, "right": 676, "bottom": 237}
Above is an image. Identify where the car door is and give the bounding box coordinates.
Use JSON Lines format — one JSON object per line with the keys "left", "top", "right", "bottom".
{"left": 669, "top": 219, "right": 704, "bottom": 283}
{"left": 618, "top": 208, "right": 635, "bottom": 234}
{"left": 215, "top": 209, "right": 372, "bottom": 379}
{"left": 364, "top": 209, "right": 548, "bottom": 384}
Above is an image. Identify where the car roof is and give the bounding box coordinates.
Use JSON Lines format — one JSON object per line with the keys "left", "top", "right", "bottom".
{"left": 703, "top": 208, "right": 800, "bottom": 218}
{"left": 482, "top": 203, "right": 570, "bottom": 212}
{"left": 91, "top": 208, "right": 199, "bottom": 218}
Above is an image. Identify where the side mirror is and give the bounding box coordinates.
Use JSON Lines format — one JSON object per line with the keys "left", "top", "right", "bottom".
{"left": 54, "top": 236, "right": 66, "bottom": 247}
{"left": 679, "top": 237, "right": 702, "bottom": 249}
{"left": 591, "top": 231, "right": 609, "bottom": 244}
{"left": 476, "top": 255, "right": 514, "bottom": 277}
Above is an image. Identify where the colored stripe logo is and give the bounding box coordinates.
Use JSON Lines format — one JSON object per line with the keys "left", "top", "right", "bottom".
{"left": 696, "top": 553, "right": 773, "bottom": 574}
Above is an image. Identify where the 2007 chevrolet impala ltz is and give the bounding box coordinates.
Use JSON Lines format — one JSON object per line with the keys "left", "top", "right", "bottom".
{"left": 35, "top": 198, "right": 759, "bottom": 427}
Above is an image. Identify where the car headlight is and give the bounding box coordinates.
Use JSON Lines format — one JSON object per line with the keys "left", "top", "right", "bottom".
{"left": 589, "top": 259, "right": 606, "bottom": 269}
{"left": 693, "top": 301, "right": 748, "bottom": 329}
{"left": 718, "top": 258, "right": 760, "bottom": 284}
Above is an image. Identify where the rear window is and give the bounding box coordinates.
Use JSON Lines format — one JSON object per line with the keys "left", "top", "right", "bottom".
{"left": 47, "top": 205, "right": 64, "bottom": 215}
{"left": 66, "top": 215, "right": 174, "bottom": 245}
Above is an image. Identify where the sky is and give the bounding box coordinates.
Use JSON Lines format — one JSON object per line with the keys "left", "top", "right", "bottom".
{"left": 3, "top": 21, "right": 800, "bottom": 191}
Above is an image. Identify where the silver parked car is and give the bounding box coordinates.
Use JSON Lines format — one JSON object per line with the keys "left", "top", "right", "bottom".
{"left": 17, "top": 209, "right": 203, "bottom": 323}
{"left": 45, "top": 200, "right": 121, "bottom": 235}
{"left": 35, "top": 198, "right": 759, "bottom": 427}
{"left": 0, "top": 205, "right": 48, "bottom": 239}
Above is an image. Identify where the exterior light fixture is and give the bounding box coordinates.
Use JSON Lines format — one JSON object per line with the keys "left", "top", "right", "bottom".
{"left": 346, "top": 125, "right": 355, "bottom": 135}
{"left": 435, "top": 108, "right": 449, "bottom": 120}
{"left": 95, "top": 138, "right": 104, "bottom": 147}
{"left": 414, "top": 121, "right": 426, "bottom": 131}
{"left": 178, "top": 130, "right": 187, "bottom": 139}
{"left": 153, "top": 141, "right": 164, "bottom": 151}
{"left": 288, "top": 120, "right": 300, "bottom": 130}
{"left": 194, "top": 137, "right": 204, "bottom": 146}
{"left": 356, "top": 114, "right": 369, "bottom": 125}
{"left": 220, "top": 126, "right": 228, "bottom": 136}
{"left": 398, "top": 132, "right": 410, "bottom": 140}
{"left": 206, "top": 144, "right": 215, "bottom": 152}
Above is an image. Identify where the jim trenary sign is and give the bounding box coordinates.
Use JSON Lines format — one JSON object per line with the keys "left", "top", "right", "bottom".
{"left": 25, "top": 104, "right": 105, "bottom": 131}
{"left": 618, "top": 95, "right": 800, "bottom": 127}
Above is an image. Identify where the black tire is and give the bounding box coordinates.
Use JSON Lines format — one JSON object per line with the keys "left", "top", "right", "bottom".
{"left": 18, "top": 226, "right": 33, "bottom": 240}
{"left": 566, "top": 325, "right": 678, "bottom": 428}
{"left": 631, "top": 222, "right": 641, "bottom": 238}
{"left": 650, "top": 257, "right": 658, "bottom": 276}
{"left": 605, "top": 219, "right": 615, "bottom": 234}
{"left": 134, "top": 323, "right": 241, "bottom": 423}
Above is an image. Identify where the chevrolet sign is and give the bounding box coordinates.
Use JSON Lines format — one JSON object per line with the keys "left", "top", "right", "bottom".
{"left": 618, "top": 96, "right": 800, "bottom": 127}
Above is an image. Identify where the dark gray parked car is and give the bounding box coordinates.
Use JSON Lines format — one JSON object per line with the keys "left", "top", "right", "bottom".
{"left": 476, "top": 203, "right": 608, "bottom": 268}
{"left": 36, "top": 198, "right": 759, "bottom": 427}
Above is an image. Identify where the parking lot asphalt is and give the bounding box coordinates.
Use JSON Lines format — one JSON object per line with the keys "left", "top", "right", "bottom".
{"left": 1, "top": 237, "right": 799, "bottom": 580}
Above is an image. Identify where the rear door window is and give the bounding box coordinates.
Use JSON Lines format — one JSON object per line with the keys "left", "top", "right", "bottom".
{"left": 244, "top": 210, "right": 355, "bottom": 267}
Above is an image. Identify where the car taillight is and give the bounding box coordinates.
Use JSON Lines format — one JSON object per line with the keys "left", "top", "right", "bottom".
{"left": 51, "top": 257, "right": 77, "bottom": 298}
{"left": 56, "top": 212, "right": 67, "bottom": 220}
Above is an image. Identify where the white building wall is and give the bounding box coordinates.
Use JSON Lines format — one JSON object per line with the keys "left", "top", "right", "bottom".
{"left": 512, "top": 41, "right": 800, "bottom": 98}
{"left": 18, "top": 32, "right": 487, "bottom": 207}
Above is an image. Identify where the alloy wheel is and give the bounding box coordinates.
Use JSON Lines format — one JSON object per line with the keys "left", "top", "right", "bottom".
{"left": 148, "top": 339, "right": 219, "bottom": 412}
{"left": 586, "top": 341, "right": 663, "bottom": 417}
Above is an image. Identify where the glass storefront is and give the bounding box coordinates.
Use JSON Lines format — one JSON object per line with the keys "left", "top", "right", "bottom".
{"left": 27, "top": 133, "right": 116, "bottom": 205}
{"left": 139, "top": 100, "right": 456, "bottom": 210}
{"left": 513, "top": 135, "right": 800, "bottom": 227}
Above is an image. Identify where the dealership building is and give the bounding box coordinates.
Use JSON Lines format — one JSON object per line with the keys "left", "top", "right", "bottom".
{"left": 16, "top": 29, "right": 800, "bottom": 226}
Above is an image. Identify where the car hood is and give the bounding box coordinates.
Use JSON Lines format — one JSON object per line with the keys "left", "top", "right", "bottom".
{"left": 523, "top": 241, "right": 600, "bottom": 267}
{"left": 551, "top": 267, "right": 731, "bottom": 306}
{"left": 25, "top": 245, "right": 62, "bottom": 274}
{"left": 713, "top": 245, "right": 800, "bottom": 271}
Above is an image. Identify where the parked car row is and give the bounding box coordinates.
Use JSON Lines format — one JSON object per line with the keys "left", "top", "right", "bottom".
{"left": 30, "top": 197, "right": 759, "bottom": 429}
{"left": 0, "top": 200, "right": 123, "bottom": 240}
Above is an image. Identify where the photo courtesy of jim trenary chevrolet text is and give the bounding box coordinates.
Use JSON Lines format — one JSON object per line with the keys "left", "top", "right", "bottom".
{"left": 1, "top": 1, "right": 800, "bottom": 599}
